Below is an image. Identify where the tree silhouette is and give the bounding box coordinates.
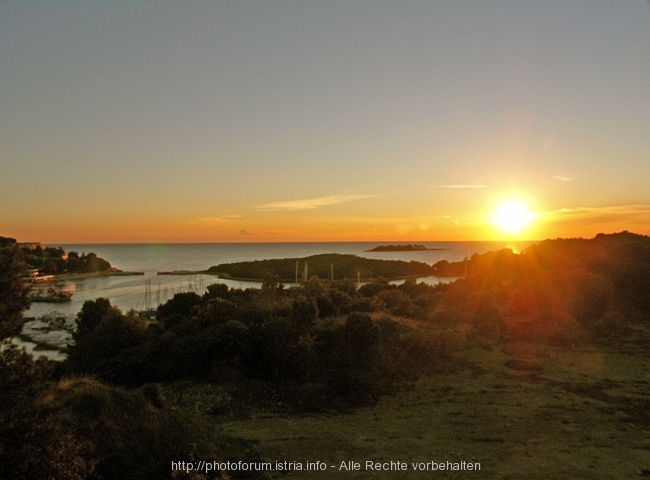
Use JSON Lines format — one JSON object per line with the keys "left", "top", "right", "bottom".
{"left": 0, "top": 237, "right": 30, "bottom": 340}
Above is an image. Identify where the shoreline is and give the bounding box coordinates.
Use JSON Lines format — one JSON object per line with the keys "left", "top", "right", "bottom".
{"left": 53, "top": 270, "right": 144, "bottom": 281}
{"left": 157, "top": 270, "right": 458, "bottom": 283}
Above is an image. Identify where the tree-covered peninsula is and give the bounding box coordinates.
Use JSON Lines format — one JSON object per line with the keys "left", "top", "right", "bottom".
{"left": 14, "top": 240, "right": 113, "bottom": 275}
{"left": 206, "top": 253, "right": 436, "bottom": 281}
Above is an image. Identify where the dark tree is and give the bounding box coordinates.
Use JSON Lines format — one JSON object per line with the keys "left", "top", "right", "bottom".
{"left": 73, "top": 298, "right": 114, "bottom": 342}
{"left": 204, "top": 282, "right": 229, "bottom": 299}
{"left": 0, "top": 237, "right": 30, "bottom": 340}
{"left": 291, "top": 295, "right": 318, "bottom": 329}
{"left": 156, "top": 291, "right": 202, "bottom": 322}
{"left": 66, "top": 251, "right": 81, "bottom": 272}
{"left": 82, "top": 252, "right": 111, "bottom": 272}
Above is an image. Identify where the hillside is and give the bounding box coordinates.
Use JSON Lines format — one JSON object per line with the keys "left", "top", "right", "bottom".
{"left": 207, "top": 253, "right": 435, "bottom": 281}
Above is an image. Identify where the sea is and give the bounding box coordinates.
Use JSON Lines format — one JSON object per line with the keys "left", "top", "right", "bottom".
{"left": 14, "top": 241, "right": 533, "bottom": 360}
{"left": 25, "top": 241, "right": 533, "bottom": 319}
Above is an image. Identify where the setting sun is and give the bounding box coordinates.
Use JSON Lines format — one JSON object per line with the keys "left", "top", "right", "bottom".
{"left": 492, "top": 200, "right": 535, "bottom": 235}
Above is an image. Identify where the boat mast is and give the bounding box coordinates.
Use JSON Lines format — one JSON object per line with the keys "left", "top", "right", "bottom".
{"left": 144, "top": 279, "right": 150, "bottom": 311}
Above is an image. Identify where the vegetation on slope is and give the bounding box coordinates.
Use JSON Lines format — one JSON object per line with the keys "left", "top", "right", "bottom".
{"left": 65, "top": 232, "right": 650, "bottom": 404}
{"left": 2, "top": 232, "right": 650, "bottom": 478}
{"left": 0, "top": 237, "right": 31, "bottom": 338}
{"left": 3, "top": 237, "right": 113, "bottom": 275}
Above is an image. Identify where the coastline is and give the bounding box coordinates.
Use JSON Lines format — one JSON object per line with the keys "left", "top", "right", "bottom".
{"left": 53, "top": 269, "right": 144, "bottom": 281}
{"left": 157, "top": 270, "right": 457, "bottom": 283}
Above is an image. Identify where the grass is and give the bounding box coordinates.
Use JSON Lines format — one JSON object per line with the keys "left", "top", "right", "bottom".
{"left": 160, "top": 339, "right": 650, "bottom": 479}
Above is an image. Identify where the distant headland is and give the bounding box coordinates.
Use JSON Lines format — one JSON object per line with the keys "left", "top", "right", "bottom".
{"left": 366, "top": 244, "right": 449, "bottom": 252}
{"left": 1, "top": 237, "right": 144, "bottom": 279}
{"left": 160, "top": 253, "right": 441, "bottom": 282}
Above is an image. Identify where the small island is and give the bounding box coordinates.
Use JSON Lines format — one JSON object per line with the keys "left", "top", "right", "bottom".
{"left": 366, "top": 244, "right": 448, "bottom": 252}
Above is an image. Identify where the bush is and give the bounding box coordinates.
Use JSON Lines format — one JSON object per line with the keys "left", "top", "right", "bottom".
{"left": 68, "top": 308, "right": 149, "bottom": 384}
{"left": 1, "top": 347, "right": 269, "bottom": 479}
{"left": 74, "top": 298, "right": 113, "bottom": 341}
{"left": 358, "top": 278, "right": 392, "bottom": 297}
{"left": 377, "top": 289, "right": 414, "bottom": 317}
{"left": 157, "top": 292, "right": 202, "bottom": 322}
{"left": 291, "top": 295, "right": 318, "bottom": 329}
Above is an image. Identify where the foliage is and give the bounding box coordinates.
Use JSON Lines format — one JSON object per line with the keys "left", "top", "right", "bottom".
{"left": 0, "top": 346, "right": 265, "bottom": 479}
{"left": 5, "top": 232, "right": 650, "bottom": 477}
{"left": 68, "top": 300, "right": 150, "bottom": 384}
{"left": 18, "top": 243, "right": 112, "bottom": 275}
{"left": 66, "top": 279, "right": 461, "bottom": 410}
{"left": 64, "top": 251, "right": 112, "bottom": 273}
{"left": 157, "top": 291, "right": 203, "bottom": 323}
{"left": 73, "top": 297, "right": 114, "bottom": 341}
{"left": 0, "top": 237, "right": 30, "bottom": 340}
{"left": 65, "top": 232, "right": 650, "bottom": 413}
{"left": 435, "top": 231, "right": 650, "bottom": 343}
{"left": 207, "top": 253, "right": 434, "bottom": 281}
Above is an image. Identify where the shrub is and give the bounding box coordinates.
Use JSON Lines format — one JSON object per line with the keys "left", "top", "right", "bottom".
{"left": 157, "top": 292, "right": 202, "bottom": 323}
{"left": 377, "top": 289, "right": 414, "bottom": 317}
{"left": 74, "top": 298, "right": 113, "bottom": 341}
{"left": 67, "top": 308, "right": 148, "bottom": 384}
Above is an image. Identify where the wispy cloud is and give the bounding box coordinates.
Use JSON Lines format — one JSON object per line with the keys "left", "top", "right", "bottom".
{"left": 194, "top": 216, "right": 239, "bottom": 225}
{"left": 257, "top": 193, "right": 376, "bottom": 211}
{"left": 552, "top": 204, "right": 650, "bottom": 216}
{"left": 553, "top": 175, "right": 574, "bottom": 182}
{"left": 549, "top": 204, "right": 650, "bottom": 226}
{"left": 440, "top": 184, "right": 486, "bottom": 189}
{"left": 553, "top": 171, "right": 593, "bottom": 182}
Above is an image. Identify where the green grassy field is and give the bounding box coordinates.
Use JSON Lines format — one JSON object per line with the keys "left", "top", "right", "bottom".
{"left": 163, "top": 339, "right": 650, "bottom": 479}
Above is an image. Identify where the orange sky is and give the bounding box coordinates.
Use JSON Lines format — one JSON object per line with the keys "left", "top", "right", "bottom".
{"left": 6, "top": 200, "right": 650, "bottom": 244}
{"left": 2, "top": 3, "right": 649, "bottom": 244}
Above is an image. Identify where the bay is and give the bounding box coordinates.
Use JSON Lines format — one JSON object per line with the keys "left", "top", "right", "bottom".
{"left": 26, "top": 241, "right": 533, "bottom": 319}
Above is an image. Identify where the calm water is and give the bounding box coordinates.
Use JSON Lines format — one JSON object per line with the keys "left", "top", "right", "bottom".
{"left": 26, "top": 241, "right": 533, "bottom": 319}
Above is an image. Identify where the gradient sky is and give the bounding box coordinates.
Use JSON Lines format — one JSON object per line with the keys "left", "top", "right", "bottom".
{"left": 2, "top": 1, "right": 649, "bottom": 243}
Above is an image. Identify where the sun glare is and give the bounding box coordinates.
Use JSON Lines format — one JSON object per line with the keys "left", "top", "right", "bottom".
{"left": 492, "top": 200, "right": 535, "bottom": 235}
